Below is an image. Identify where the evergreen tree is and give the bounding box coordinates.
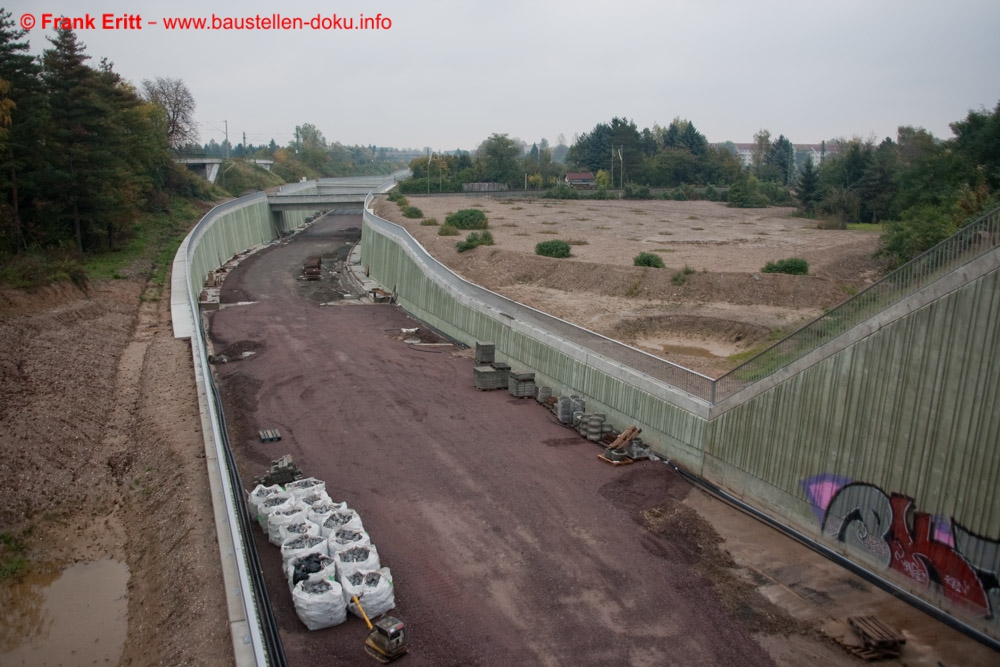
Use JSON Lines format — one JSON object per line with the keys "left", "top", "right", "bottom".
{"left": 796, "top": 156, "right": 820, "bottom": 214}
{"left": 0, "top": 9, "right": 48, "bottom": 253}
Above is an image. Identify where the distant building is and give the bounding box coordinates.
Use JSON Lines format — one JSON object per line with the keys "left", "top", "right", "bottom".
{"left": 715, "top": 143, "right": 839, "bottom": 169}
{"left": 565, "top": 171, "right": 596, "bottom": 187}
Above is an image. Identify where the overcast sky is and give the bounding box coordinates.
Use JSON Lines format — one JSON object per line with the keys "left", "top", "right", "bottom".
{"left": 7, "top": 0, "right": 1000, "bottom": 152}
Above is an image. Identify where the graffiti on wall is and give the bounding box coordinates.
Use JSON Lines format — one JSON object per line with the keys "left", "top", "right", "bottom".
{"left": 802, "top": 475, "right": 1000, "bottom": 620}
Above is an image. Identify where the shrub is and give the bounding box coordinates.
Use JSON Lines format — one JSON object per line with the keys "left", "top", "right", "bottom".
{"left": 438, "top": 224, "right": 460, "bottom": 236}
{"left": 386, "top": 191, "right": 404, "bottom": 203}
{"left": 445, "top": 208, "right": 488, "bottom": 229}
{"left": 420, "top": 217, "right": 440, "bottom": 226}
{"left": 586, "top": 188, "right": 617, "bottom": 200}
{"left": 402, "top": 206, "right": 423, "bottom": 219}
{"left": 761, "top": 257, "right": 809, "bottom": 275}
{"left": 623, "top": 183, "right": 652, "bottom": 200}
{"left": 535, "top": 239, "right": 571, "bottom": 258}
{"left": 633, "top": 252, "right": 665, "bottom": 268}
{"left": 543, "top": 183, "right": 580, "bottom": 200}
{"left": 727, "top": 175, "right": 770, "bottom": 208}
{"left": 703, "top": 184, "right": 719, "bottom": 201}
{"left": 456, "top": 230, "right": 495, "bottom": 252}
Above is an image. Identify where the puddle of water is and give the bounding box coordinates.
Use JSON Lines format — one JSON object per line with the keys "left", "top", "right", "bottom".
{"left": 0, "top": 558, "right": 129, "bottom": 666}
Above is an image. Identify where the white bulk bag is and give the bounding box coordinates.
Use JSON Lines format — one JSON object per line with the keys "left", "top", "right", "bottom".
{"left": 292, "top": 579, "right": 347, "bottom": 630}
{"left": 281, "top": 534, "right": 328, "bottom": 567}
{"left": 334, "top": 544, "right": 380, "bottom": 580}
{"left": 328, "top": 528, "right": 371, "bottom": 553}
{"left": 267, "top": 504, "right": 309, "bottom": 546}
{"left": 256, "top": 493, "right": 293, "bottom": 533}
{"left": 247, "top": 484, "right": 283, "bottom": 518}
{"left": 286, "top": 552, "right": 338, "bottom": 593}
{"left": 320, "top": 510, "right": 364, "bottom": 539}
{"left": 346, "top": 568, "right": 396, "bottom": 619}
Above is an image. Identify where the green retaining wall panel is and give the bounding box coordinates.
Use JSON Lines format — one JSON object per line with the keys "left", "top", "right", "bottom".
{"left": 361, "top": 203, "right": 1000, "bottom": 640}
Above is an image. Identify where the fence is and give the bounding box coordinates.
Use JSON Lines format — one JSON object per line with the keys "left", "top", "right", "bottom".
{"left": 714, "top": 205, "right": 1000, "bottom": 401}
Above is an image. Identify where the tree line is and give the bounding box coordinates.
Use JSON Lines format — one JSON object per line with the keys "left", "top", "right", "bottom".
{"left": 0, "top": 17, "right": 182, "bottom": 256}
{"left": 0, "top": 13, "right": 410, "bottom": 262}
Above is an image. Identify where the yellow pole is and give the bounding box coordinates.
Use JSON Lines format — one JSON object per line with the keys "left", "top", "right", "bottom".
{"left": 352, "top": 595, "right": 374, "bottom": 631}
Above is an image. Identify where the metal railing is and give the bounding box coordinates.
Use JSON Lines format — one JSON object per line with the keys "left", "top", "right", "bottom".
{"left": 714, "top": 205, "right": 1000, "bottom": 401}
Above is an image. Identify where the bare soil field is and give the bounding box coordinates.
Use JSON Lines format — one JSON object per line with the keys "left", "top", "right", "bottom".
{"left": 374, "top": 196, "right": 886, "bottom": 377}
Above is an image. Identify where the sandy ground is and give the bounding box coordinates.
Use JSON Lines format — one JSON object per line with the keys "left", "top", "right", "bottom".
{"left": 0, "top": 275, "right": 232, "bottom": 664}
{"left": 374, "top": 196, "right": 886, "bottom": 377}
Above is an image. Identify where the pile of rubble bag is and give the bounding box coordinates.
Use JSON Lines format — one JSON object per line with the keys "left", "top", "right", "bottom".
{"left": 247, "top": 477, "right": 397, "bottom": 630}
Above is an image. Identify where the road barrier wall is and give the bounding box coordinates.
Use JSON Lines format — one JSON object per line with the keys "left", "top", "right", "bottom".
{"left": 361, "top": 195, "right": 1000, "bottom": 644}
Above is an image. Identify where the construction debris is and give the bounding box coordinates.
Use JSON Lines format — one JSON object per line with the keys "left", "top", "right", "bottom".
{"left": 832, "top": 615, "right": 906, "bottom": 661}
{"left": 259, "top": 428, "right": 281, "bottom": 443}
{"left": 303, "top": 256, "right": 322, "bottom": 280}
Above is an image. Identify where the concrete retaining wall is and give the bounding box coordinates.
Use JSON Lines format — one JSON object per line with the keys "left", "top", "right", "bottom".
{"left": 361, "top": 201, "right": 1000, "bottom": 641}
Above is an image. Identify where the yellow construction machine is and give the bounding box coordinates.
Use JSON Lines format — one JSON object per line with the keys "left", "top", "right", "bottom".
{"left": 351, "top": 595, "right": 407, "bottom": 663}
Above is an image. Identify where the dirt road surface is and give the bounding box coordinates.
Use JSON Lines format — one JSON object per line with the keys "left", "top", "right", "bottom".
{"left": 208, "top": 214, "right": 998, "bottom": 667}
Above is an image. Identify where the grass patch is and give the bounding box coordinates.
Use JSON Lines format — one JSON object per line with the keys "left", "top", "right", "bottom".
{"left": 658, "top": 231, "right": 673, "bottom": 236}
{"left": 762, "top": 257, "right": 809, "bottom": 275}
{"left": 691, "top": 227, "right": 704, "bottom": 231}
{"left": 420, "top": 218, "right": 440, "bottom": 226}
{"left": 626, "top": 280, "right": 640, "bottom": 297}
{"left": 538, "top": 230, "right": 558, "bottom": 235}
{"left": 438, "top": 224, "right": 460, "bottom": 236}
{"left": 514, "top": 232, "right": 531, "bottom": 236}
{"left": 574, "top": 217, "right": 591, "bottom": 222}
{"left": 687, "top": 215, "right": 700, "bottom": 220}
{"left": 501, "top": 223, "right": 518, "bottom": 227}
{"left": 541, "top": 221, "right": 558, "bottom": 225}
{"left": 630, "top": 208, "right": 646, "bottom": 214}
{"left": 0, "top": 531, "right": 30, "bottom": 582}
{"left": 839, "top": 284, "right": 859, "bottom": 296}
{"left": 671, "top": 265, "right": 695, "bottom": 285}
{"left": 596, "top": 225, "right": 612, "bottom": 230}
{"left": 76, "top": 197, "right": 201, "bottom": 294}
{"left": 401, "top": 205, "right": 424, "bottom": 219}
{"left": 846, "top": 222, "right": 883, "bottom": 232}
{"left": 566, "top": 238, "right": 589, "bottom": 246}
{"left": 652, "top": 248, "right": 674, "bottom": 252}
{"left": 510, "top": 206, "right": 524, "bottom": 210}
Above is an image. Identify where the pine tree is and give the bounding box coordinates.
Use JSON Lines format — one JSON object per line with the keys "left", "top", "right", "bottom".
{"left": 0, "top": 9, "right": 48, "bottom": 253}
{"left": 797, "top": 156, "right": 820, "bottom": 214}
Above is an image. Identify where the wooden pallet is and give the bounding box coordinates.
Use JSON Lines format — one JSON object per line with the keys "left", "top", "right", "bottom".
{"left": 258, "top": 428, "right": 282, "bottom": 443}
{"left": 832, "top": 616, "right": 904, "bottom": 661}
{"left": 849, "top": 615, "right": 904, "bottom": 656}
{"left": 598, "top": 454, "right": 634, "bottom": 466}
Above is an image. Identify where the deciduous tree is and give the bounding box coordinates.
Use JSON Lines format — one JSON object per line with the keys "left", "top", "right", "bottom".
{"left": 141, "top": 76, "right": 197, "bottom": 150}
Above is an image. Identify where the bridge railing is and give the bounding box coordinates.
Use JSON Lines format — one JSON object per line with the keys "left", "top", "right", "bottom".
{"left": 714, "top": 205, "right": 1000, "bottom": 401}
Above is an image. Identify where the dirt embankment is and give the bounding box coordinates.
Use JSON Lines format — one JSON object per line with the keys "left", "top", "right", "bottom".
{"left": 0, "top": 276, "right": 232, "bottom": 665}
{"left": 374, "top": 196, "right": 887, "bottom": 376}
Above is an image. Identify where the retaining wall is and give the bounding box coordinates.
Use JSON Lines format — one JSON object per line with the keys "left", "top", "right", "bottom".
{"left": 361, "top": 198, "right": 1000, "bottom": 642}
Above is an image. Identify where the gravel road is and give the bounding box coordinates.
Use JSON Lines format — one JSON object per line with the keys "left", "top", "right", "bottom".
{"left": 208, "top": 215, "right": 775, "bottom": 666}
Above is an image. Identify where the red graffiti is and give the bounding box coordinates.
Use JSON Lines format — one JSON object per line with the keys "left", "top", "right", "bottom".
{"left": 888, "top": 494, "right": 989, "bottom": 615}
